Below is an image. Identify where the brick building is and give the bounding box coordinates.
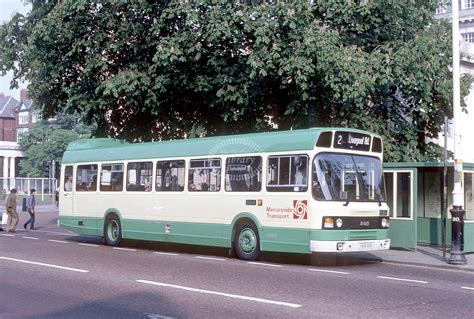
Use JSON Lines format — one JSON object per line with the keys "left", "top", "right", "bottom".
{"left": 0, "top": 89, "right": 38, "bottom": 190}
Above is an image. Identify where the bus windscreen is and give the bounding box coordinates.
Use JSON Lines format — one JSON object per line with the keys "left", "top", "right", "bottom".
{"left": 313, "top": 153, "right": 385, "bottom": 202}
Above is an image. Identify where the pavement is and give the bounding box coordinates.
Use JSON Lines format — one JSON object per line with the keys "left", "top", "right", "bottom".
{"left": 1, "top": 204, "right": 473, "bottom": 272}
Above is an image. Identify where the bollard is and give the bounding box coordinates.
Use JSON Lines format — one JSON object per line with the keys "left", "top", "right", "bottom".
{"left": 447, "top": 205, "right": 467, "bottom": 265}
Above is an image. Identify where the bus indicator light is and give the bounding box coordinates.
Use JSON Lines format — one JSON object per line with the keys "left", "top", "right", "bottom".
{"left": 324, "top": 217, "right": 334, "bottom": 228}
{"left": 257, "top": 199, "right": 263, "bottom": 206}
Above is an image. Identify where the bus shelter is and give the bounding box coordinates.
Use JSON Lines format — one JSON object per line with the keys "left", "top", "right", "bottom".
{"left": 383, "top": 162, "right": 474, "bottom": 253}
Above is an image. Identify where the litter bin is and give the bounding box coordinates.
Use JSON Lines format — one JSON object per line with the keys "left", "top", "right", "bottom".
{"left": 22, "top": 197, "right": 27, "bottom": 212}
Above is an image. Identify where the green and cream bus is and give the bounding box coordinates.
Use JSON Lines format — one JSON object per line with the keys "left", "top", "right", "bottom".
{"left": 59, "top": 128, "right": 390, "bottom": 260}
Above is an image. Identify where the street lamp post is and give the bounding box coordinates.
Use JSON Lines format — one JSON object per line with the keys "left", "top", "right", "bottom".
{"left": 449, "top": 0, "right": 467, "bottom": 265}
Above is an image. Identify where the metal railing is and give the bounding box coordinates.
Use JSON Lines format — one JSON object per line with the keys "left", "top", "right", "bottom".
{"left": 0, "top": 177, "right": 58, "bottom": 202}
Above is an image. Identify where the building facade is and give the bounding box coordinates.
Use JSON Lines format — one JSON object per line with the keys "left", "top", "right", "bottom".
{"left": 435, "top": 0, "right": 474, "bottom": 162}
{"left": 0, "top": 89, "right": 37, "bottom": 191}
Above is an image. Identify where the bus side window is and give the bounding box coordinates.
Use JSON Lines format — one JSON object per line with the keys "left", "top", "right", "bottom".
{"left": 64, "top": 166, "right": 73, "bottom": 192}
{"left": 76, "top": 164, "right": 98, "bottom": 192}
{"left": 126, "top": 162, "right": 153, "bottom": 192}
{"left": 225, "top": 156, "right": 262, "bottom": 192}
{"left": 156, "top": 160, "right": 185, "bottom": 192}
{"left": 100, "top": 163, "right": 124, "bottom": 192}
{"left": 188, "top": 158, "right": 221, "bottom": 192}
{"left": 266, "top": 155, "right": 309, "bottom": 192}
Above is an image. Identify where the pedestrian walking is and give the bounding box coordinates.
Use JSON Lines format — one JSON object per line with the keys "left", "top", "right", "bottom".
{"left": 5, "top": 189, "right": 19, "bottom": 233}
{"left": 24, "top": 189, "right": 36, "bottom": 230}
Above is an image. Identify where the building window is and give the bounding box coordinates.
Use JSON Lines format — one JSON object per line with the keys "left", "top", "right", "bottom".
{"left": 462, "top": 32, "right": 474, "bottom": 43}
{"left": 225, "top": 156, "right": 262, "bottom": 192}
{"left": 156, "top": 160, "right": 185, "bottom": 191}
{"left": 19, "top": 113, "right": 29, "bottom": 125}
{"left": 188, "top": 158, "right": 221, "bottom": 192}
{"left": 436, "top": 7, "right": 447, "bottom": 14}
{"left": 465, "top": 0, "right": 474, "bottom": 9}
{"left": 31, "top": 112, "right": 39, "bottom": 123}
{"left": 100, "top": 163, "right": 124, "bottom": 192}
{"left": 126, "top": 162, "right": 153, "bottom": 192}
{"left": 16, "top": 127, "right": 29, "bottom": 141}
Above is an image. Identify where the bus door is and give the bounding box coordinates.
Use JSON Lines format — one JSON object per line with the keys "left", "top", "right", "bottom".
{"left": 60, "top": 165, "right": 74, "bottom": 216}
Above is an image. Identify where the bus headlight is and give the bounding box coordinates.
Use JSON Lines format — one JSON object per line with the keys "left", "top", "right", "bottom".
{"left": 381, "top": 218, "right": 389, "bottom": 228}
{"left": 323, "top": 217, "right": 334, "bottom": 229}
{"left": 336, "top": 218, "right": 343, "bottom": 228}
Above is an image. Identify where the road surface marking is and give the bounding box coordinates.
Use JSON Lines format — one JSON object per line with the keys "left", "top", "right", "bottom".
{"left": 34, "top": 230, "right": 73, "bottom": 236}
{"left": 377, "top": 276, "right": 427, "bottom": 284}
{"left": 78, "top": 243, "right": 100, "bottom": 247}
{"left": 137, "top": 280, "right": 302, "bottom": 308}
{"left": 195, "top": 256, "right": 226, "bottom": 261}
{"left": 0, "top": 257, "right": 89, "bottom": 273}
{"left": 461, "top": 286, "right": 474, "bottom": 290}
{"left": 308, "top": 268, "right": 350, "bottom": 275}
{"left": 247, "top": 261, "right": 282, "bottom": 268}
{"left": 0, "top": 234, "right": 15, "bottom": 237}
{"left": 145, "top": 313, "right": 176, "bottom": 319}
{"left": 113, "top": 247, "right": 137, "bottom": 251}
{"left": 48, "top": 240, "right": 68, "bottom": 244}
{"left": 153, "top": 252, "right": 179, "bottom": 256}
{"left": 22, "top": 236, "right": 39, "bottom": 240}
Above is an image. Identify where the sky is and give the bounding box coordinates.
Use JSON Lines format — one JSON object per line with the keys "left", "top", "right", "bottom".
{"left": 0, "top": 0, "right": 32, "bottom": 100}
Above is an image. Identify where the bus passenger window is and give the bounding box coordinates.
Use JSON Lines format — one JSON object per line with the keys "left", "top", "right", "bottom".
{"left": 126, "top": 162, "right": 153, "bottom": 192}
{"left": 266, "top": 155, "right": 309, "bottom": 192}
{"left": 225, "top": 156, "right": 262, "bottom": 192}
{"left": 156, "top": 160, "right": 185, "bottom": 192}
{"left": 64, "top": 166, "right": 73, "bottom": 192}
{"left": 188, "top": 158, "right": 221, "bottom": 192}
{"left": 100, "top": 163, "right": 124, "bottom": 192}
{"left": 76, "top": 164, "right": 98, "bottom": 192}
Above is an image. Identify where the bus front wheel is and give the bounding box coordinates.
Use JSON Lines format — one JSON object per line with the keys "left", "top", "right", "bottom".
{"left": 234, "top": 222, "right": 260, "bottom": 261}
{"left": 104, "top": 215, "right": 122, "bottom": 247}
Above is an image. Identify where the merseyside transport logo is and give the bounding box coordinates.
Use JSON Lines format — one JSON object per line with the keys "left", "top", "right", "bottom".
{"left": 293, "top": 200, "right": 308, "bottom": 220}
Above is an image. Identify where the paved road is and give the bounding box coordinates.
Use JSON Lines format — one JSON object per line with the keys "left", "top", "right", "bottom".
{"left": 1, "top": 210, "right": 473, "bottom": 318}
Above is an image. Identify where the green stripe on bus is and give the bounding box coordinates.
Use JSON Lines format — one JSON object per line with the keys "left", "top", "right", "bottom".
{"left": 59, "top": 216, "right": 389, "bottom": 254}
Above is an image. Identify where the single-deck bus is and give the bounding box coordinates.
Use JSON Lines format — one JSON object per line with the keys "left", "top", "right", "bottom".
{"left": 59, "top": 128, "right": 390, "bottom": 260}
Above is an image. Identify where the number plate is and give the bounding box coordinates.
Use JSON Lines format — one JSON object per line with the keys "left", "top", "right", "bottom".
{"left": 358, "top": 242, "right": 374, "bottom": 249}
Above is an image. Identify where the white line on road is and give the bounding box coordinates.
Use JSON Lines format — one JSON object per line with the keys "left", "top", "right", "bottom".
{"left": 0, "top": 257, "right": 89, "bottom": 273}
{"left": 33, "top": 229, "right": 73, "bottom": 236}
{"left": 78, "top": 243, "right": 100, "bottom": 247}
{"left": 377, "top": 276, "right": 427, "bottom": 284}
{"left": 153, "top": 252, "right": 179, "bottom": 256}
{"left": 195, "top": 256, "right": 226, "bottom": 261}
{"left": 48, "top": 239, "right": 68, "bottom": 244}
{"left": 22, "top": 236, "right": 39, "bottom": 240}
{"left": 308, "top": 268, "right": 350, "bottom": 275}
{"left": 137, "top": 280, "right": 302, "bottom": 308}
{"left": 247, "top": 261, "right": 282, "bottom": 268}
{"left": 461, "top": 286, "right": 474, "bottom": 290}
{"left": 0, "top": 234, "right": 15, "bottom": 237}
{"left": 113, "top": 247, "right": 137, "bottom": 251}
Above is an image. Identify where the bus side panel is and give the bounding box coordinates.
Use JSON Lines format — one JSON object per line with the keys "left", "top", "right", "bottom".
{"left": 58, "top": 215, "right": 103, "bottom": 236}
{"left": 260, "top": 226, "right": 311, "bottom": 254}
{"left": 121, "top": 219, "right": 230, "bottom": 248}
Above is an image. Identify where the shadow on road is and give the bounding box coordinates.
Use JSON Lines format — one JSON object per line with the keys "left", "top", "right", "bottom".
{"left": 65, "top": 235, "right": 383, "bottom": 268}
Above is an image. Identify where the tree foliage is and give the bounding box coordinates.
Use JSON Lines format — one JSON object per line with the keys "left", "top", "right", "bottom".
{"left": 1, "top": 0, "right": 470, "bottom": 161}
{"left": 18, "top": 115, "right": 94, "bottom": 177}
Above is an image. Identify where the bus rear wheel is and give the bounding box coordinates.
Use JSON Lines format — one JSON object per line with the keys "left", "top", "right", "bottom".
{"left": 104, "top": 215, "right": 122, "bottom": 247}
{"left": 234, "top": 222, "right": 260, "bottom": 261}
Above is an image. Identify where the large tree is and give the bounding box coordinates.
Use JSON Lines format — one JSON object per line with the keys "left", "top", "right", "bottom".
{"left": 0, "top": 0, "right": 470, "bottom": 161}
{"left": 18, "top": 115, "right": 94, "bottom": 177}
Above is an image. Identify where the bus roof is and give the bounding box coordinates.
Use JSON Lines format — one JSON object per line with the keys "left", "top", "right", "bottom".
{"left": 62, "top": 127, "right": 379, "bottom": 164}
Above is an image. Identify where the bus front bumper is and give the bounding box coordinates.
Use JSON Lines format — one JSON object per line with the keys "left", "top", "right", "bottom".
{"left": 310, "top": 239, "right": 391, "bottom": 252}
